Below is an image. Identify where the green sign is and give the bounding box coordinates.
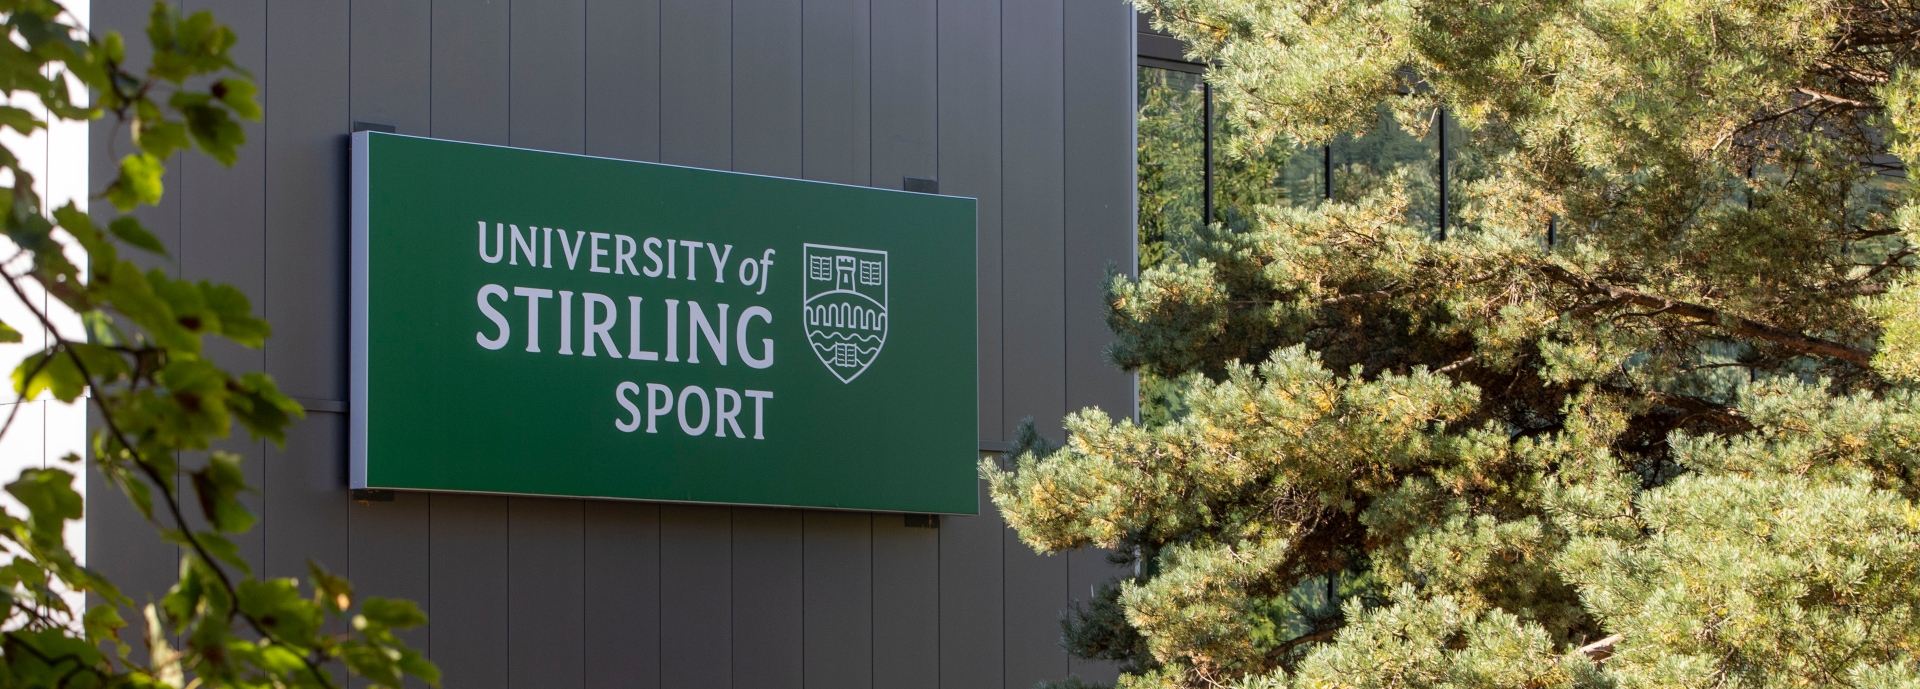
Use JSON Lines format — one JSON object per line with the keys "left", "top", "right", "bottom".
{"left": 350, "top": 132, "right": 978, "bottom": 514}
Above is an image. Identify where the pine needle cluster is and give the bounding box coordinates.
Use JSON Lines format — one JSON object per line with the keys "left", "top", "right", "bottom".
{"left": 986, "top": 0, "right": 1920, "bottom": 686}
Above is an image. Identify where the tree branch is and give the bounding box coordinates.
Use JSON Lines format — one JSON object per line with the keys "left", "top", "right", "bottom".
{"left": 1575, "top": 634, "right": 1623, "bottom": 662}
{"left": 1266, "top": 625, "right": 1344, "bottom": 661}
{"left": 1537, "top": 264, "right": 1873, "bottom": 366}
{"left": 0, "top": 271, "right": 339, "bottom": 689}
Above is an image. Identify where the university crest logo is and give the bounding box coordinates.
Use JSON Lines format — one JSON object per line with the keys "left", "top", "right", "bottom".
{"left": 803, "top": 244, "right": 889, "bottom": 383}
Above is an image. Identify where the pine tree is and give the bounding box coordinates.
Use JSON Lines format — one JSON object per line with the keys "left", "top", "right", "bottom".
{"left": 985, "top": 0, "right": 1920, "bottom": 686}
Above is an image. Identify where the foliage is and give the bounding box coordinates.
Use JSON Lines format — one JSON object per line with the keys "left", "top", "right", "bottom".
{"left": 0, "top": 2, "right": 436, "bottom": 687}
{"left": 990, "top": 0, "right": 1920, "bottom": 686}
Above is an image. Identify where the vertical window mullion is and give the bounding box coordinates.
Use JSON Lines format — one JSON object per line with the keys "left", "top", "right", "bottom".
{"left": 1438, "top": 107, "right": 1450, "bottom": 240}
{"left": 1324, "top": 144, "right": 1333, "bottom": 201}
{"left": 1202, "top": 82, "right": 1214, "bottom": 225}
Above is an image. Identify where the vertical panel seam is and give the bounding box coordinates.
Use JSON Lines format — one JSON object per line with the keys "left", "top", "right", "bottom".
{"left": 506, "top": 0, "right": 514, "bottom": 147}
{"left": 258, "top": 0, "right": 271, "bottom": 577}
{"left": 728, "top": 509, "right": 735, "bottom": 689}
{"left": 998, "top": 3, "right": 1009, "bottom": 682}
{"left": 798, "top": 0, "right": 806, "bottom": 179}
{"left": 505, "top": 498, "right": 512, "bottom": 687}
{"left": 582, "top": 0, "right": 589, "bottom": 150}
{"left": 656, "top": 0, "right": 662, "bottom": 159}
{"left": 656, "top": 507, "right": 663, "bottom": 689}
{"left": 1060, "top": 0, "right": 1068, "bottom": 464}
{"left": 577, "top": 500, "right": 585, "bottom": 683}
{"left": 729, "top": 0, "right": 736, "bottom": 171}
{"left": 344, "top": 0, "right": 353, "bottom": 586}
{"left": 1060, "top": 1, "right": 1072, "bottom": 674}
{"left": 867, "top": 0, "right": 875, "bottom": 186}
{"left": 426, "top": 494, "right": 435, "bottom": 663}
{"left": 799, "top": 513, "right": 807, "bottom": 689}
{"left": 868, "top": 515, "right": 875, "bottom": 689}
{"left": 428, "top": 0, "right": 435, "bottom": 137}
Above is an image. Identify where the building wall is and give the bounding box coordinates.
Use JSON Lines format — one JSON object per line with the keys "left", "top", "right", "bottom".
{"left": 85, "top": 0, "right": 1138, "bottom": 688}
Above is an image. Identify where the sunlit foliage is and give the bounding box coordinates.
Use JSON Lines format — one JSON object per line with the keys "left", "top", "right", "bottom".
{"left": 0, "top": 2, "right": 435, "bottom": 687}
{"left": 991, "top": 0, "right": 1920, "bottom": 686}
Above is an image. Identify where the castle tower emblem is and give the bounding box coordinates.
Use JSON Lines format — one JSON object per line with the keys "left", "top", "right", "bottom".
{"left": 803, "top": 244, "right": 889, "bottom": 383}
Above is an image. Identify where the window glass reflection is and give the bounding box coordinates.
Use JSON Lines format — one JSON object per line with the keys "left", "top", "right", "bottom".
{"left": 1137, "top": 66, "right": 1208, "bottom": 272}
{"left": 1331, "top": 104, "right": 1441, "bottom": 235}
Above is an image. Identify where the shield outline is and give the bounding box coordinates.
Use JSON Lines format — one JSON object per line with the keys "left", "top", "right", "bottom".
{"left": 802, "top": 243, "right": 889, "bottom": 383}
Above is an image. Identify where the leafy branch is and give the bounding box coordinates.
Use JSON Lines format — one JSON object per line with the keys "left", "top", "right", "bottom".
{"left": 0, "top": 2, "right": 438, "bottom": 688}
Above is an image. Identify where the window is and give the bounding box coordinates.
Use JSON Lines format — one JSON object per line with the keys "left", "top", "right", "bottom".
{"left": 1135, "top": 19, "right": 1472, "bottom": 424}
{"left": 1136, "top": 18, "right": 1467, "bottom": 259}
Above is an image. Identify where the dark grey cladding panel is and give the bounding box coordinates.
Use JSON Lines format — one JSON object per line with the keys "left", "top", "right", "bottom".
{"left": 87, "top": 0, "right": 1138, "bottom": 687}
{"left": 660, "top": 0, "right": 731, "bottom": 170}
{"left": 804, "top": 511, "right": 873, "bottom": 689}
{"left": 183, "top": 0, "right": 269, "bottom": 577}
{"left": 508, "top": 498, "right": 586, "bottom": 689}
{"left": 1065, "top": 2, "right": 1138, "bottom": 680}
{"left": 265, "top": 413, "right": 349, "bottom": 581}
{"left": 1001, "top": 0, "right": 1070, "bottom": 447}
{"left": 1066, "top": 0, "right": 1140, "bottom": 421}
{"left": 351, "top": 0, "right": 431, "bottom": 136}
{"left": 872, "top": 0, "right": 938, "bottom": 189}
{"left": 802, "top": 0, "right": 872, "bottom": 186}
{"left": 511, "top": 0, "right": 587, "bottom": 155}
{"left": 431, "top": 0, "right": 510, "bottom": 145}
{"left": 584, "top": 502, "right": 662, "bottom": 689}
{"left": 733, "top": 0, "right": 803, "bottom": 178}
{"left": 731, "top": 509, "right": 804, "bottom": 689}
{"left": 265, "top": 0, "right": 351, "bottom": 404}
{"left": 429, "top": 494, "right": 510, "bottom": 689}
{"left": 586, "top": 0, "right": 662, "bottom": 162}
{"left": 875, "top": 519, "right": 940, "bottom": 689}
{"left": 660, "top": 506, "right": 731, "bottom": 689}
{"left": 347, "top": 492, "right": 432, "bottom": 689}
{"left": 942, "top": 478, "right": 1008, "bottom": 689}
{"left": 938, "top": 0, "right": 1007, "bottom": 447}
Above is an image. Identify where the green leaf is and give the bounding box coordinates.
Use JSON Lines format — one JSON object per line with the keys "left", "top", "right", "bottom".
{"left": 84, "top": 604, "right": 128, "bottom": 647}
{"left": 238, "top": 577, "right": 322, "bottom": 644}
{"left": 6, "top": 628, "right": 107, "bottom": 683}
{"left": 396, "top": 647, "right": 442, "bottom": 685}
{"left": 13, "top": 350, "right": 87, "bottom": 403}
{"left": 184, "top": 529, "right": 251, "bottom": 578}
{"left": 231, "top": 372, "right": 301, "bottom": 445}
{"left": 51, "top": 202, "right": 102, "bottom": 248}
{"left": 309, "top": 561, "right": 353, "bottom": 612}
{"left": 180, "top": 102, "right": 244, "bottom": 166}
{"left": 0, "top": 105, "right": 44, "bottom": 135}
{"left": 215, "top": 77, "right": 260, "bottom": 119}
{"left": 190, "top": 451, "right": 255, "bottom": 534}
{"left": 7, "top": 468, "right": 83, "bottom": 541}
{"left": 102, "top": 30, "right": 125, "bottom": 63}
{"left": 109, "top": 152, "right": 166, "bottom": 210}
{"left": 0, "top": 318, "right": 21, "bottom": 344}
{"left": 255, "top": 642, "right": 313, "bottom": 676}
{"left": 359, "top": 597, "right": 428, "bottom": 629}
{"left": 108, "top": 215, "right": 168, "bottom": 255}
{"left": 203, "top": 281, "right": 268, "bottom": 346}
{"left": 342, "top": 644, "right": 405, "bottom": 688}
{"left": 67, "top": 342, "right": 131, "bottom": 387}
{"left": 134, "top": 117, "right": 189, "bottom": 159}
